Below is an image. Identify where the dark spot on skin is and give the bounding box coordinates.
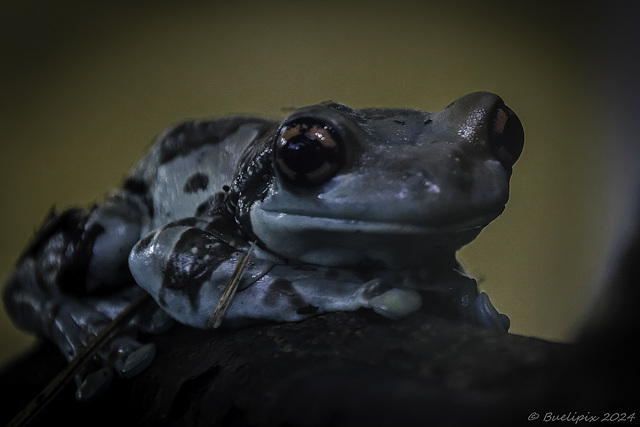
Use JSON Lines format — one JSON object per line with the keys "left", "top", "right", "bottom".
{"left": 229, "top": 127, "right": 278, "bottom": 238}
{"left": 392, "top": 119, "right": 406, "bottom": 126}
{"left": 170, "top": 217, "right": 200, "bottom": 228}
{"left": 195, "top": 193, "right": 227, "bottom": 217}
{"left": 122, "top": 177, "right": 148, "bottom": 195}
{"left": 263, "top": 279, "right": 307, "bottom": 308}
{"left": 121, "top": 178, "right": 155, "bottom": 218}
{"left": 143, "top": 190, "right": 155, "bottom": 216}
{"left": 158, "top": 118, "right": 272, "bottom": 165}
{"left": 202, "top": 216, "right": 248, "bottom": 250}
{"left": 136, "top": 232, "right": 155, "bottom": 254}
{"left": 21, "top": 208, "right": 86, "bottom": 261}
{"left": 184, "top": 173, "right": 209, "bottom": 194}
{"left": 162, "top": 228, "right": 229, "bottom": 310}
{"left": 271, "top": 279, "right": 293, "bottom": 293}
{"left": 29, "top": 207, "right": 107, "bottom": 296}
{"left": 424, "top": 118, "right": 433, "bottom": 125}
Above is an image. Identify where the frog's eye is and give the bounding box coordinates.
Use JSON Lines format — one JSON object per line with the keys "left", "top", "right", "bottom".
{"left": 490, "top": 103, "right": 525, "bottom": 172}
{"left": 274, "top": 120, "right": 343, "bottom": 185}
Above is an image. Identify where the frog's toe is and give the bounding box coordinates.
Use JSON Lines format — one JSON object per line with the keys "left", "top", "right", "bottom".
{"left": 474, "top": 292, "right": 510, "bottom": 332}
{"left": 73, "top": 337, "right": 155, "bottom": 401}
{"left": 75, "top": 367, "right": 114, "bottom": 401}
{"left": 120, "top": 343, "right": 156, "bottom": 378}
{"left": 107, "top": 338, "right": 156, "bottom": 379}
{"left": 370, "top": 288, "right": 423, "bottom": 320}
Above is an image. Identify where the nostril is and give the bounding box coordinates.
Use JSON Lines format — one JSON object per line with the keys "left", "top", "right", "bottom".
{"left": 490, "top": 103, "right": 524, "bottom": 172}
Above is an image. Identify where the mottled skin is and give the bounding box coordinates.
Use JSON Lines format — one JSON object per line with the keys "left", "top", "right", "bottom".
{"left": 3, "top": 92, "right": 524, "bottom": 399}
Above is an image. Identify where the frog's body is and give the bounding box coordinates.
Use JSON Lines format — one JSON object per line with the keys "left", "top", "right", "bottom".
{"left": 3, "top": 92, "right": 523, "bottom": 399}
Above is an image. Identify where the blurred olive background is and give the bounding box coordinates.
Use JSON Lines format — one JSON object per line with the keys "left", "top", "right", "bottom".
{"left": 0, "top": 0, "right": 633, "bottom": 365}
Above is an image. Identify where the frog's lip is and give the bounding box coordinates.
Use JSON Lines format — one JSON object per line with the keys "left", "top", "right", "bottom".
{"left": 251, "top": 208, "right": 505, "bottom": 267}
{"left": 252, "top": 208, "right": 503, "bottom": 236}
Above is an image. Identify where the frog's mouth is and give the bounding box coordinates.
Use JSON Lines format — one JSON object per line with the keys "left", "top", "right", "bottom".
{"left": 255, "top": 209, "right": 500, "bottom": 234}
{"left": 250, "top": 207, "right": 503, "bottom": 268}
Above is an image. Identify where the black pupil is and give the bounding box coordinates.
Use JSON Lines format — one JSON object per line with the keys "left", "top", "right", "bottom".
{"left": 282, "top": 135, "right": 326, "bottom": 174}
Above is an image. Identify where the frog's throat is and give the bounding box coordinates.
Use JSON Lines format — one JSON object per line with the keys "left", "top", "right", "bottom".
{"left": 249, "top": 208, "right": 502, "bottom": 268}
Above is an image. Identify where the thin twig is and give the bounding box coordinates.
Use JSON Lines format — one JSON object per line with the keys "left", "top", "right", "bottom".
{"left": 209, "top": 242, "right": 256, "bottom": 328}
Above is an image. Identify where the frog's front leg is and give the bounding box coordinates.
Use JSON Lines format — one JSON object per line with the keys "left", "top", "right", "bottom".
{"left": 128, "top": 216, "right": 273, "bottom": 327}
{"left": 424, "top": 269, "right": 510, "bottom": 332}
{"left": 129, "top": 219, "right": 423, "bottom": 328}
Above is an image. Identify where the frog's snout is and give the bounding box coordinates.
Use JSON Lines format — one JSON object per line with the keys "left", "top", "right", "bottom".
{"left": 488, "top": 101, "right": 524, "bottom": 173}
{"left": 444, "top": 91, "right": 525, "bottom": 174}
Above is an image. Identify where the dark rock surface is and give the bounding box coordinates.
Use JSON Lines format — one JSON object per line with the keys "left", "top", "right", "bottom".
{"left": 0, "top": 310, "right": 575, "bottom": 427}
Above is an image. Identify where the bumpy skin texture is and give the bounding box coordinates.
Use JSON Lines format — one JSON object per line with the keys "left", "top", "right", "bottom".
{"left": 3, "top": 92, "right": 523, "bottom": 399}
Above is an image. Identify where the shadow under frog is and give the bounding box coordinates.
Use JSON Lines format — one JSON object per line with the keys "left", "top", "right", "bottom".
{"left": 3, "top": 92, "right": 524, "bottom": 400}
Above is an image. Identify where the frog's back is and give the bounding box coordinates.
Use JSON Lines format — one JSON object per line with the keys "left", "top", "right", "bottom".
{"left": 122, "top": 117, "right": 276, "bottom": 232}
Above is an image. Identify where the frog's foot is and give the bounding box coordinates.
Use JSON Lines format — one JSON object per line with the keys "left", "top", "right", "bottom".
{"left": 6, "top": 264, "right": 163, "bottom": 400}
{"left": 68, "top": 292, "right": 168, "bottom": 400}
{"left": 74, "top": 340, "right": 156, "bottom": 401}
{"left": 360, "top": 280, "right": 423, "bottom": 320}
{"left": 473, "top": 292, "right": 510, "bottom": 332}
{"left": 70, "top": 321, "right": 159, "bottom": 401}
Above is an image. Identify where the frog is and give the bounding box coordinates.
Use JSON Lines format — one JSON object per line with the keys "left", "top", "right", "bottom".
{"left": 3, "top": 91, "right": 524, "bottom": 400}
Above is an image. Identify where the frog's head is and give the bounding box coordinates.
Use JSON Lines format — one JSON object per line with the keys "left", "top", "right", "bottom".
{"left": 232, "top": 92, "right": 524, "bottom": 269}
